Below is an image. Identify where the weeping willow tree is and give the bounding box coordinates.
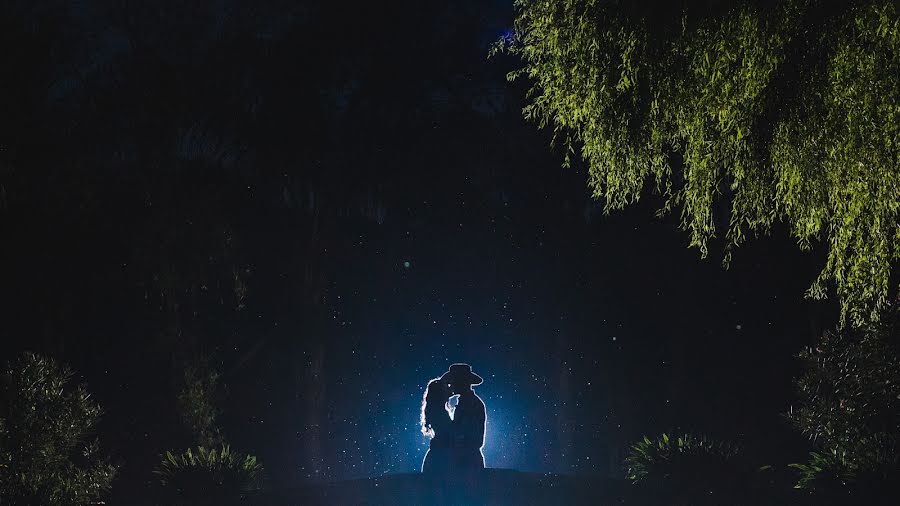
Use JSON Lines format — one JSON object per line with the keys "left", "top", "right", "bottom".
{"left": 498, "top": 0, "right": 899, "bottom": 326}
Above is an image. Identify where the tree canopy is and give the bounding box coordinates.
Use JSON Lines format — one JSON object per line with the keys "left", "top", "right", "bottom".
{"left": 499, "top": 0, "right": 899, "bottom": 326}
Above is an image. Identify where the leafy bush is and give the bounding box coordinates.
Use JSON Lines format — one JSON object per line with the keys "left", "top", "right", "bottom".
{"left": 788, "top": 303, "right": 900, "bottom": 493}
{"left": 626, "top": 433, "right": 739, "bottom": 483}
{"left": 154, "top": 444, "right": 263, "bottom": 505}
{"left": 625, "top": 433, "right": 753, "bottom": 504}
{"left": 790, "top": 447, "right": 900, "bottom": 504}
{"left": 790, "top": 450, "right": 855, "bottom": 491}
{"left": 0, "top": 353, "right": 116, "bottom": 505}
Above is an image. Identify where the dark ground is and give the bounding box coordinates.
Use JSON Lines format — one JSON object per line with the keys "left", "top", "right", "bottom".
{"left": 276, "top": 469, "right": 602, "bottom": 505}
{"left": 231, "top": 468, "right": 825, "bottom": 506}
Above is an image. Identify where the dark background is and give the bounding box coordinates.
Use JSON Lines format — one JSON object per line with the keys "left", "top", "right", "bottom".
{"left": 0, "top": 0, "right": 834, "bottom": 498}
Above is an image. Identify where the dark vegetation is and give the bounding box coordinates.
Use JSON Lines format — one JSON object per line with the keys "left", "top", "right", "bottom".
{"left": 155, "top": 445, "right": 263, "bottom": 506}
{"left": 0, "top": 354, "right": 116, "bottom": 505}
{"left": 616, "top": 302, "right": 900, "bottom": 505}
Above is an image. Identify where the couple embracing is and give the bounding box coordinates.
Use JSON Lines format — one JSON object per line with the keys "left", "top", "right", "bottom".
{"left": 420, "top": 363, "right": 486, "bottom": 474}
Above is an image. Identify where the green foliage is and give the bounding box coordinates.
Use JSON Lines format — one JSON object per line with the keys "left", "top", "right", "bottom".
{"left": 625, "top": 433, "right": 740, "bottom": 484}
{"left": 154, "top": 445, "right": 263, "bottom": 505}
{"left": 164, "top": 359, "right": 264, "bottom": 504}
{"left": 789, "top": 447, "right": 900, "bottom": 503}
{"left": 790, "top": 450, "right": 858, "bottom": 491}
{"left": 177, "top": 358, "right": 225, "bottom": 448}
{"left": 788, "top": 303, "right": 900, "bottom": 489}
{"left": 500, "top": 0, "right": 900, "bottom": 326}
{"left": 624, "top": 433, "right": 773, "bottom": 504}
{"left": 771, "top": 2, "right": 900, "bottom": 326}
{"left": 0, "top": 353, "right": 116, "bottom": 505}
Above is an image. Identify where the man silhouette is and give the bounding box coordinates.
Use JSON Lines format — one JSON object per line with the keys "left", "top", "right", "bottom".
{"left": 441, "top": 363, "right": 486, "bottom": 471}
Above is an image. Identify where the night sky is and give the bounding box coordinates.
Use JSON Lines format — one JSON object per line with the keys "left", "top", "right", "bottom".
{"left": 0, "top": 0, "right": 836, "bottom": 497}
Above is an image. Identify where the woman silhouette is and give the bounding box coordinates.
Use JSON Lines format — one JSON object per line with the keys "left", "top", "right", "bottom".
{"left": 420, "top": 377, "right": 454, "bottom": 474}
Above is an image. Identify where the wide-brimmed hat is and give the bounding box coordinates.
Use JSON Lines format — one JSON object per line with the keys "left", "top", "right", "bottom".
{"left": 440, "top": 363, "right": 483, "bottom": 386}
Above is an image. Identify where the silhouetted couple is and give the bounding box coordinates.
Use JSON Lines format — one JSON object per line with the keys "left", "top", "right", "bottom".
{"left": 420, "top": 363, "right": 486, "bottom": 475}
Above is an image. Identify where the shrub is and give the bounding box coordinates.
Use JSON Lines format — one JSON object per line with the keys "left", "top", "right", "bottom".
{"left": 625, "top": 433, "right": 750, "bottom": 504}
{"left": 788, "top": 303, "right": 900, "bottom": 495}
{"left": 0, "top": 353, "right": 117, "bottom": 505}
{"left": 790, "top": 447, "right": 900, "bottom": 504}
{"left": 154, "top": 444, "right": 263, "bottom": 505}
{"left": 790, "top": 450, "right": 854, "bottom": 491}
